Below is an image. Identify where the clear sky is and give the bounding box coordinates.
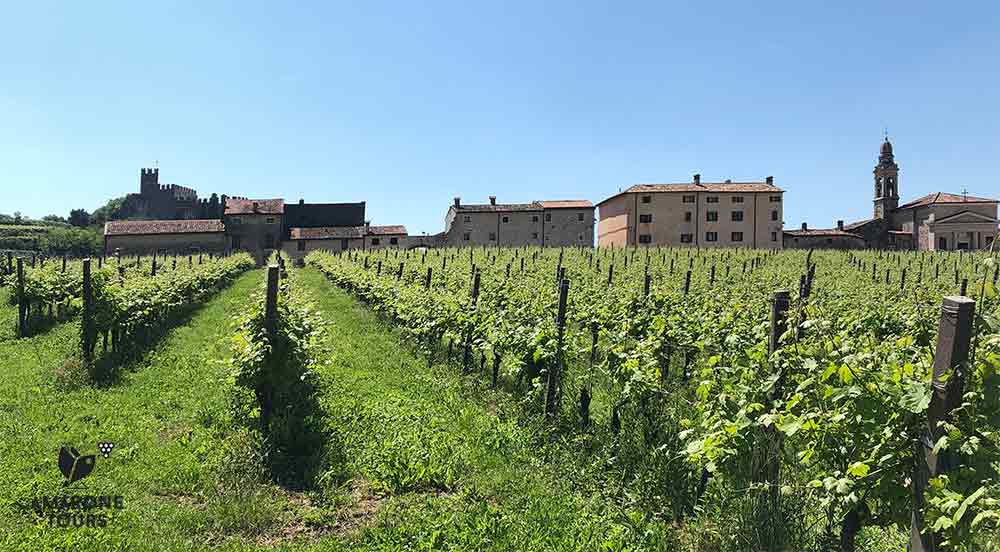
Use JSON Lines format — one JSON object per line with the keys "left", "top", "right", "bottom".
{"left": 2, "top": 1, "right": 998, "bottom": 234}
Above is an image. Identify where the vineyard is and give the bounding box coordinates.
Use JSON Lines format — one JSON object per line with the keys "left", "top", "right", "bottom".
{"left": 306, "top": 245, "right": 1000, "bottom": 550}
{"left": 1, "top": 246, "right": 998, "bottom": 551}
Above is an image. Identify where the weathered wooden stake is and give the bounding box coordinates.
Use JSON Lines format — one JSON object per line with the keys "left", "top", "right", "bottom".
{"left": 545, "top": 278, "right": 570, "bottom": 418}
{"left": 16, "top": 258, "right": 26, "bottom": 337}
{"left": 81, "top": 259, "right": 94, "bottom": 368}
{"left": 910, "top": 296, "right": 975, "bottom": 552}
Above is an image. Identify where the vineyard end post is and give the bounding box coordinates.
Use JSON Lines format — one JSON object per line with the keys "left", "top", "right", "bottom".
{"left": 545, "top": 278, "right": 570, "bottom": 419}
{"left": 16, "top": 257, "right": 25, "bottom": 338}
{"left": 81, "top": 259, "right": 94, "bottom": 370}
{"left": 910, "top": 295, "right": 975, "bottom": 552}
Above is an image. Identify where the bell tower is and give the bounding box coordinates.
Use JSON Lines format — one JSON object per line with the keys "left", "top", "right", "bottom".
{"left": 873, "top": 137, "right": 899, "bottom": 219}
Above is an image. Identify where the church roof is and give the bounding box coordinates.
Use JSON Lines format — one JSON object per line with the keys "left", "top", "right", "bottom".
{"left": 897, "top": 192, "right": 997, "bottom": 210}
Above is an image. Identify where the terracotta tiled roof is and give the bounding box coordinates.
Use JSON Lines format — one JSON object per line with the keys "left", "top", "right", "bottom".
{"left": 843, "top": 218, "right": 877, "bottom": 231}
{"left": 289, "top": 226, "right": 365, "bottom": 240}
{"left": 224, "top": 198, "right": 285, "bottom": 215}
{"left": 783, "top": 229, "right": 863, "bottom": 238}
{"left": 289, "top": 224, "right": 408, "bottom": 240}
{"left": 897, "top": 192, "right": 997, "bottom": 210}
{"left": 626, "top": 182, "right": 783, "bottom": 193}
{"left": 104, "top": 219, "right": 224, "bottom": 236}
{"left": 538, "top": 200, "right": 594, "bottom": 209}
{"left": 455, "top": 202, "right": 543, "bottom": 213}
{"left": 367, "top": 225, "right": 407, "bottom": 235}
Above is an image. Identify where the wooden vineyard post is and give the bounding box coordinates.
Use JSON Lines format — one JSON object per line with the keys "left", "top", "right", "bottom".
{"left": 580, "top": 323, "right": 598, "bottom": 430}
{"left": 16, "top": 258, "right": 25, "bottom": 338}
{"left": 151, "top": 256, "right": 157, "bottom": 277}
{"left": 396, "top": 262, "right": 403, "bottom": 280}
{"left": 709, "top": 265, "right": 715, "bottom": 286}
{"left": 545, "top": 278, "right": 569, "bottom": 419}
{"left": 757, "top": 290, "right": 791, "bottom": 538}
{"left": 959, "top": 279, "right": 968, "bottom": 296}
{"left": 684, "top": 270, "right": 692, "bottom": 294}
{"left": 462, "top": 271, "right": 481, "bottom": 374}
{"left": 62, "top": 255, "right": 67, "bottom": 272}
{"left": 376, "top": 260, "right": 382, "bottom": 276}
{"left": 901, "top": 268, "right": 906, "bottom": 290}
{"left": 261, "top": 265, "right": 280, "bottom": 432}
{"left": 607, "top": 264, "right": 613, "bottom": 286}
{"left": 425, "top": 267, "right": 432, "bottom": 289}
{"left": 81, "top": 259, "right": 94, "bottom": 371}
{"left": 643, "top": 272, "right": 651, "bottom": 297}
{"left": 910, "top": 296, "right": 975, "bottom": 552}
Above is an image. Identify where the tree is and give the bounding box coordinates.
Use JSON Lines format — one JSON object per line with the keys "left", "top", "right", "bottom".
{"left": 42, "top": 214, "right": 66, "bottom": 223}
{"left": 68, "top": 208, "right": 91, "bottom": 227}
{"left": 13, "top": 211, "right": 22, "bottom": 224}
{"left": 90, "top": 197, "right": 125, "bottom": 226}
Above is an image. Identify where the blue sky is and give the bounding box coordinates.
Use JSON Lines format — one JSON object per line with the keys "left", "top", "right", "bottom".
{"left": 2, "top": 1, "right": 998, "bottom": 234}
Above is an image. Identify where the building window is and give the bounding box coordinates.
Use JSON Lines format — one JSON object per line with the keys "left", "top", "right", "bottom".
{"left": 463, "top": 215, "right": 472, "bottom": 222}
{"left": 532, "top": 215, "right": 539, "bottom": 222}
{"left": 371, "top": 238, "right": 381, "bottom": 246}
{"left": 641, "top": 195, "right": 651, "bottom": 204}
{"left": 389, "top": 237, "right": 398, "bottom": 245}
{"left": 771, "top": 210, "right": 779, "bottom": 221}
{"left": 265, "top": 217, "right": 275, "bottom": 224}
{"left": 682, "top": 195, "right": 695, "bottom": 203}
{"left": 502, "top": 216, "right": 509, "bottom": 223}
{"left": 577, "top": 212, "right": 585, "bottom": 221}
{"left": 545, "top": 213, "right": 552, "bottom": 222}
{"left": 488, "top": 232, "right": 496, "bottom": 241}
{"left": 706, "top": 211, "right": 718, "bottom": 222}
{"left": 638, "top": 234, "right": 652, "bottom": 244}
{"left": 684, "top": 211, "right": 692, "bottom": 222}
{"left": 706, "top": 231, "right": 718, "bottom": 242}
{"left": 770, "top": 195, "right": 782, "bottom": 203}
{"left": 532, "top": 232, "right": 538, "bottom": 239}
{"left": 731, "top": 232, "right": 743, "bottom": 242}
{"left": 732, "top": 196, "right": 744, "bottom": 203}
{"left": 731, "top": 211, "right": 744, "bottom": 222}
{"left": 771, "top": 231, "right": 777, "bottom": 242}
{"left": 578, "top": 234, "right": 584, "bottom": 241}
{"left": 297, "top": 241, "right": 306, "bottom": 251}
{"left": 680, "top": 233, "right": 693, "bottom": 243}
{"left": 639, "top": 214, "right": 653, "bottom": 223}
{"left": 706, "top": 196, "right": 719, "bottom": 203}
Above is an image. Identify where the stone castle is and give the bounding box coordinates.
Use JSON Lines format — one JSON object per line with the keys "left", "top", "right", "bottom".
{"left": 118, "top": 168, "right": 225, "bottom": 220}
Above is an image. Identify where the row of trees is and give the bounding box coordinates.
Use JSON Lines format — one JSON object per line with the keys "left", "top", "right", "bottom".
{"left": 0, "top": 197, "right": 124, "bottom": 256}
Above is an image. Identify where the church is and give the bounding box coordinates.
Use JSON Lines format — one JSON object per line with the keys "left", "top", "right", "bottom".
{"left": 784, "top": 138, "right": 998, "bottom": 250}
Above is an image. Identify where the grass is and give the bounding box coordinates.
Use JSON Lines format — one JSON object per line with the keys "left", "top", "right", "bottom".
{"left": 0, "top": 287, "right": 15, "bottom": 341}
{"left": 0, "top": 269, "right": 306, "bottom": 551}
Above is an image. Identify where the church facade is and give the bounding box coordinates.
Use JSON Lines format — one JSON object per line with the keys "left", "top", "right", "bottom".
{"left": 784, "top": 139, "right": 997, "bottom": 251}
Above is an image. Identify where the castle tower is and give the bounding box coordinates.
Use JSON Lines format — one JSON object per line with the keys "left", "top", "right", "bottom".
{"left": 873, "top": 137, "right": 899, "bottom": 219}
{"left": 140, "top": 168, "right": 160, "bottom": 196}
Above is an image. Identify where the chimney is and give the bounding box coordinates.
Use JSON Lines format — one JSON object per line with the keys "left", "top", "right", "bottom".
{"left": 454, "top": 197, "right": 461, "bottom": 207}
{"left": 801, "top": 222, "right": 807, "bottom": 231}
{"left": 837, "top": 220, "right": 844, "bottom": 230}
{"left": 766, "top": 176, "right": 774, "bottom": 185}
{"left": 724, "top": 179, "right": 731, "bottom": 183}
{"left": 365, "top": 220, "right": 371, "bottom": 234}
{"left": 252, "top": 201, "right": 259, "bottom": 212}
{"left": 489, "top": 196, "right": 497, "bottom": 206}
{"left": 693, "top": 174, "right": 701, "bottom": 185}
{"left": 299, "top": 198, "right": 304, "bottom": 205}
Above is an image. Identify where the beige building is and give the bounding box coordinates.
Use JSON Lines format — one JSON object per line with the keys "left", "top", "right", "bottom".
{"left": 597, "top": 175, "right": 784, "bottom": 248}
{"left": 283, "top": 223, "right": 408, "bottom": 260}
{"left": 104, "top": 219, "right": 226, "bottom": 254}
{"left": 786, "top": 139, "right": 997, "bottom": 251}
{"left": 443, "top": 197, "right": 595, "bottom": 247}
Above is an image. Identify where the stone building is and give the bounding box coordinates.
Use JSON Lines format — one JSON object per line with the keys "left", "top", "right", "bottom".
{"left": 443, "top": 197, "right": 595, "bottom": 247}
{"left": 597, "top": 175, "right": 784, "bottom": 248}
{"left": 785, "top": 139, "right": 998, "bottom": 250}
{"left": 282, "top": 223, "right": 408, "bottom": 259}
{"left": 224, "top": 198, "right": 285, "bottom": 264}
{"left": 118, "top": 168, "right": 225, "bottom": 220}
{"left": 782, "top": 221, "right": 867, "bottom": 250}
{"left": 103, "top": 219, "right": 226, "bottom": 254}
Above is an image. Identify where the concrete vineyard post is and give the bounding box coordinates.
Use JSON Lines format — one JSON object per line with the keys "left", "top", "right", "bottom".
{"left": 910, "top": 296, "right": 975, "bottom": 552}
